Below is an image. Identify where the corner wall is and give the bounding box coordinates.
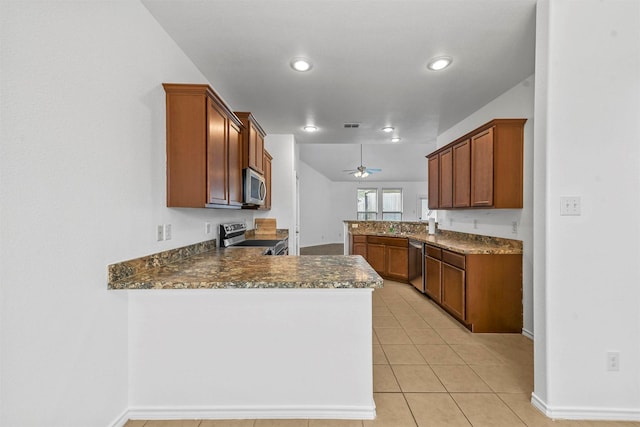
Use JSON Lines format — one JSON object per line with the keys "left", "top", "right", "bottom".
{"left": 533, "top": 0, "right": 640, "bottom": 420}
{"left": 434, "top": 75, "right": 535, "bottom": 336}
{"left": 256, "top": 135, "right": 298, "bottom": 254}
{"left": 0, "top": 2, "right": 254, "bottom": 426}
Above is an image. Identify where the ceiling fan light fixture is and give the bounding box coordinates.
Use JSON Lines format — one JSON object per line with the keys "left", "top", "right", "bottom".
{"left": 361, "top": 171, "right": 369, "bottom": 178}
{"left": 354, "top": 171, "right": 362, "bottom": 178}
{"left": 382, "top": 126, "right": 394, "bottom": 133}
{"left": 290, "top": 57, "right": 313, "bottom": 72}
{"left": 427, "top": 56, "right": 453, "bottom": 71}
{"left": 303, "top": 125, "right": 318, "bottom": 132}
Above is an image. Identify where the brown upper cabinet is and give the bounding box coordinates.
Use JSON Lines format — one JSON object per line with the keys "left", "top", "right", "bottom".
{"left": 163, "top": 83, "right": 244, "bottom": 208}
{"left": 426, "top": 118, "right": 526, "bottom": 209}
{"left": 235, "top": 112, "right": 266, "bottom": 174}
{"left": 427, "top": 156, "right": 439, "bottom": 210}
{"left": 453, "top": 139, "right": 471, "bottom": 208}
{"left": 438, "top": 148, "right": 453, "bottom": 208}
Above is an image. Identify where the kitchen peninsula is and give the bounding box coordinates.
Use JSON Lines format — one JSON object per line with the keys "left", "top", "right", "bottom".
{"left": 108, "top": 240, "right": 382, "bottom": 421}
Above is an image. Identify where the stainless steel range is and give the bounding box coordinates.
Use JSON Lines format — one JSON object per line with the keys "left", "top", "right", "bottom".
{"left": 219, "top": 222, "right": 288, "bottom": 255}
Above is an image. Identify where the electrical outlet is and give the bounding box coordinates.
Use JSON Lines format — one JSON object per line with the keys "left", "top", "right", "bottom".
{"left": 560, "top": 196, "right": 581, "bottom": 216}
{"left": 164, "top": 224, "right": 172, "bottom": 240}
{"left": 512, "top": 221, "right": 518, "bottom": 234}
{"left": 157, "top": 225, "right": 164, "bottom": 241}
{"left": 205, "top": 222, "right": 212, "bottom": 234}
{"left": 607, "top": 351, "right": 620, "bottom": 371}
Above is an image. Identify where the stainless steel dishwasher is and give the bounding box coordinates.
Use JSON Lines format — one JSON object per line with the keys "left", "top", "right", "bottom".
{"left": 408, "top": 240, "right": 424, "bottom": 293}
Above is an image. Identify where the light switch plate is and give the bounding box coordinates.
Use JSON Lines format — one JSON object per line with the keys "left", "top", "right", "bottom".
{"left": 560, "top": 196, "right": 581, "bottom": 216}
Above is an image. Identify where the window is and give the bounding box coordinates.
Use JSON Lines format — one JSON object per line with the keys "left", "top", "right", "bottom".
{"left": 418, "top": 195, "right": 436, "bottom": 222}
{"left": 357, "top": 188, "right": 378, "bottom": 220}
{"left": 382, "top": 188, "right": 403, "bottom": 221}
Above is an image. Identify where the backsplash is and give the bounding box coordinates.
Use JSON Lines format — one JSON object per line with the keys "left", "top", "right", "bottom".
{"left": 108, "top": 239, "right": 217, "bottom": 284}
{"left": 344, "top": 220, "right": 431, "bottom": 235}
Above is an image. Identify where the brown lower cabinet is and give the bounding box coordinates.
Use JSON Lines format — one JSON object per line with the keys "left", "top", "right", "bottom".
{"left": 424, "top": 243, "right": 522, "bottom": 333}
{"left": 349, "top": 234, "right": 408, "bottom": 282}
{"left": 424, "top": 245, "right": 442, "bottom": 304}
{"left": 350, "top": 235, "right": 367, "bottom": 258}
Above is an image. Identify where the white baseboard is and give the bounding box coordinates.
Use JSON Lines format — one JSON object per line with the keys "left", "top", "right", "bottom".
{"left": 522, "top": 327, "right": 534, "bottom": 340}
{"left": 125, "top": 404, "right": 376, "bottom": 421}
{"left": 531, "top": 392, "right": 640, "bottom": 421}
{"left": 108, "top": 408, "right": 130, "bottom": 427}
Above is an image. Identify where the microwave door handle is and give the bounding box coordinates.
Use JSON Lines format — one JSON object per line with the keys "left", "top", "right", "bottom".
{"left": 260, "top": 181, "right": 266, "bottom": 200}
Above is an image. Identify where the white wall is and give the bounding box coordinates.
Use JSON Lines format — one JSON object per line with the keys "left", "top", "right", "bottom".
{"left": 298, "top": 160, "right": 336, "bottom": 247}
{"left": 0, "top": 2, "right": 254, "bottom": 426}
{"left": 298, "top": 161, "right": 428, "bottom": 247}
{"left": 256, "top": 134, "right": 298, "bottom": 254}
{"left": 533, "top": 0, "right": 640, "bottom": 420}
{"left": 128, "top": 289, "right": 375, "bottom": 420}
{"left": 434, "top": 76, "right": 535, "bottom": 337}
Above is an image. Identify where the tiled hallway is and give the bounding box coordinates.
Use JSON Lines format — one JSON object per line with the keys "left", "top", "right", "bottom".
{"left": 125, "top": 280, "right": 640, "bottom": 427}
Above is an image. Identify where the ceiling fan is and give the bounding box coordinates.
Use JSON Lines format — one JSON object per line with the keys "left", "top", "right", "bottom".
{"left": 343, "top": 144, "right": 382, "bottom": 178}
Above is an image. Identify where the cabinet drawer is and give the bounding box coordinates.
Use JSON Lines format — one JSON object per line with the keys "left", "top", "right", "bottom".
{"left": 442, "top": 250, "right": 465, "bottom": 269}
{"left": 352, "top": 235, "right": 367, "bottom": 243}
{"left": 425, "top": 245, "right": 442, "bottom": 259}
{"left": 368, "top": 236, "right": 408, "bottom": 247}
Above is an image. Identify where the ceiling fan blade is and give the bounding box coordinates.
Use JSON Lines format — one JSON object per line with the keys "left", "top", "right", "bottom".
{"left": 366, "top": 168, "right": 382, "bottom": 172}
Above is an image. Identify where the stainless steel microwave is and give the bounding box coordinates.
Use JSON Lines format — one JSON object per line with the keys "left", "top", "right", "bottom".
{"left": 244, "top": 168, "right": 266, "bottom": 205}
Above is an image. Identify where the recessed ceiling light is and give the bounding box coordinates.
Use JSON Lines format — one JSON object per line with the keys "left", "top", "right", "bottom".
{"left": 290, "top": 57, "right": 313, "bottom": 72}
{"left": 391, "top": 137, "right": 401, "bottom": 143}
{"left": 382, "top": 126, "right": 394, "bottom": 133}
{"left": 427, "top": 56, "right": 453, "bottom": 71}
{"left": 303, "top": 125, "right": 318, "bottom": 132}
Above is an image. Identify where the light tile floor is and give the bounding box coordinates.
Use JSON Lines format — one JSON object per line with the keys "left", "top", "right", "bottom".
{"left": 125, "top": 280, "right": 640, "bottom": 427}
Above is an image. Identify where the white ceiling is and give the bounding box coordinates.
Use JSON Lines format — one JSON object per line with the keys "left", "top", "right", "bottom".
{"left": 142, "top": 0, "right": 536, "bottom": 182}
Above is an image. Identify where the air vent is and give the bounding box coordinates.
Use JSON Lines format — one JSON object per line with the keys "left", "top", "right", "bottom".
{"left": 344, "top": 123, "right": 360, "bottom": 128}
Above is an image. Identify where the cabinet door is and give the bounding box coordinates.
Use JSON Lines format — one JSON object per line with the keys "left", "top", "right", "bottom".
{"left": 367, "top": 243, "right": 386, "bottom": 275}
{"left": 471, "top": 127, "right": 494, "bottom": 207}
{"left": 255, "top": 132, "right": 265, "bottom": 173}
{"left": 352, "top": 242, "right": 367, "bottom": 258}
{"left": 442, "top": 263, "right": 465, "bottom": 321}
{"left": 262, "top": 150, "right": 272, "bottom": 210}
{"left": 428, "top": 156, "right": 439, "bottom": 209}
{"left": 207, "top": 99, "right": 228, "bottom": 205}
{"left": 386, "top": 245, "right": 408, "bottom": 281}
{"left": 351, "top": 235, "right": 367, "bottom": 257}
{"left": 228, "top": 120, "right": 243, "bottom": 206}
{"left": 247, "top": 121, "right": 264, "bottom": 174}
{"left": 439, "top": 148, "right": 453, "bottom": 208}
{"left": 425, "top": 256, "right": 442, "bottom": 303}
{"left": 453, "top": 139, "right": 470, "bottom": 208}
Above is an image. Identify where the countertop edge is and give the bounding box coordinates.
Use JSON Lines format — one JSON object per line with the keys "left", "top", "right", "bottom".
{"left": 348, "top": 229, "right": 522, "bottom": 255}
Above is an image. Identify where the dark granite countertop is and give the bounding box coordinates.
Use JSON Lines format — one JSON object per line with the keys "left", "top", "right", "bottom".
{"left": 108, "top": 238, "right": 383, "bottom": 290}
{"left": 345, "top": 220, "right": 522, "bottom": 255}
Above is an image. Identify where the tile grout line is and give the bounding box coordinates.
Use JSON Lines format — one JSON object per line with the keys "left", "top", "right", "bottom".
{"left": 494, "top": 392, "right": 533, "bottom": 427}
{"left": 384, "top": 291, "right": 420, "bottom": 427}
